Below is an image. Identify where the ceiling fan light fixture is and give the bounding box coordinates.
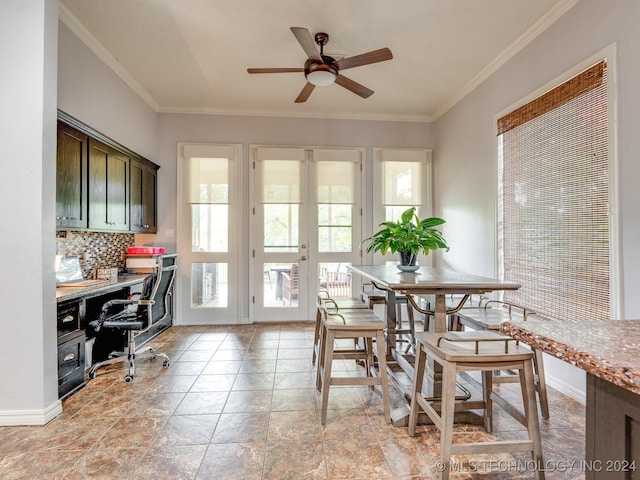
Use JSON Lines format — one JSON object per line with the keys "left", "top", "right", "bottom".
{"left": 304, "top": 60, "right": 338, "bottom": 86}
{"left": 307, "top": 69, "right": 337, "bottom": 86}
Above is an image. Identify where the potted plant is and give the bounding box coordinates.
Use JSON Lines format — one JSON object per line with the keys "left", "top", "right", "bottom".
{"left": 363, "top": 207, "right": 449, "bottom": 271}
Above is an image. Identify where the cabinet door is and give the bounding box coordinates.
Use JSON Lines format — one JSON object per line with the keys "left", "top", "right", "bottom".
{"left": 56, "top": 124, "right": 88, "bottom": 229}
{"left": 88, "top": 140, "right": 129, "bottom": 231}
{"left": 130, "top": 160, "right": 157, "bottom": 233}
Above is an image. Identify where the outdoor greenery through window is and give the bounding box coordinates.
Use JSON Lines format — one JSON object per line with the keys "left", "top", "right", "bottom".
{"left": 498, "top": 60, "right": 610, "bottom": 321}
{"left": 383, "top": 160, "right": 422, "bottom": 222}
{"left": 262, "top": 159, "right": 300, "bottom": 253}
{"left": 189, "top": 157, "right": 229, "bottom": 253}
{"left": 318, "top": 204, "right": 352, "bottom": 252}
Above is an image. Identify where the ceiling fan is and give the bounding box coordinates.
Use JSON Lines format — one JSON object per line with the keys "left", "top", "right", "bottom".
{"left": 247, "top": 27, "right": 393, "bottom": 103}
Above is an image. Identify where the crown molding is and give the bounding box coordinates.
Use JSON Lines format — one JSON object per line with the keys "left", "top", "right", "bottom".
{"left": 157, "top": 104, "right": 434, "bottom": 123}
{"left": 58, "top": 4, "right": 160, "bottom": 111}
{"left": 432, "top": 0, "right": 581, "bottom": 120}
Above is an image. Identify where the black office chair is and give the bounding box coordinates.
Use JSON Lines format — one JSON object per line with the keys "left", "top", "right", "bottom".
{"left": 88, "top": 263, "right": 175, "bottom": 382}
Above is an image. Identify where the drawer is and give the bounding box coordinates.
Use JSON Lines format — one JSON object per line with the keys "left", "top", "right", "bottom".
{"left": 58, "top": 334, "right": 86, "bottom": 399}
{"left": 57, "top": 300, "right": 82, "bottom": 337}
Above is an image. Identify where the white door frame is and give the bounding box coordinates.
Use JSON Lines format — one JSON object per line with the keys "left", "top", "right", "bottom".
{"left": 176, "top": 143, "right": 242, "bottom": 325}
{"left": 249, "top": 145, "right": 364, "bottom": 323}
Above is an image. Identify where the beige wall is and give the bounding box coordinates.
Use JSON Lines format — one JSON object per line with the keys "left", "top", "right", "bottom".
{"left": 47, "top": 0, "right": 640, "bottom": 406}
{"left": 433, "top": 0, "right": 640, "bottom": 399}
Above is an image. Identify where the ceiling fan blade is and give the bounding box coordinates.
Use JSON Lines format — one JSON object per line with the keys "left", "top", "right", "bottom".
{"left": 290, "top": 27, "right": 322, "bottom": 61}
{"left": 335, "top": 48, "right": 393, "bottom": 70}
{"left": 295, "top": 82, "right": 315, "bottom": 103}
{"left": 335, "top": 75, "right": 374, "bottom": 98}
{"left": 247, "top": 68, "right": 304, "bottom": 74}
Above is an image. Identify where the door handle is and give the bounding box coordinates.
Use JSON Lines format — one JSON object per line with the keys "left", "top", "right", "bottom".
{"left": 300, "top": 255, "right": 307, "bottom": 261}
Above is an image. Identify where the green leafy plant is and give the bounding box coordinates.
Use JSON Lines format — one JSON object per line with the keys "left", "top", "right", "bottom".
{"left": 363, "top": 207, "right": 449, "bottom": 266}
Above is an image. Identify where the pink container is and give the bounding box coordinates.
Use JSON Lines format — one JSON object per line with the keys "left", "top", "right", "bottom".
{"left": 127, "top": 247, "right": 165, "bottom": 255}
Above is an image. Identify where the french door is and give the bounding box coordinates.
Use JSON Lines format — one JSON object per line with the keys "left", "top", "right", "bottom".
{"left": 176, "top": 144, "right": 242, "bottom": 325}
{"left": 250, "top": 146, "right": 363, "bottom": 322}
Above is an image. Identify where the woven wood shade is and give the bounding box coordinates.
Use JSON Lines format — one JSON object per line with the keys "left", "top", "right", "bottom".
{"left": 498, "top": 61, "right": 609, "bottom": 321}
{"left": 497, "top": 61, "right": 605, "bottom": 136}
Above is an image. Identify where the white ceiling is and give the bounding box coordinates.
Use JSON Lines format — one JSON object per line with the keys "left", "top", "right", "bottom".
{"left": 59, "top": 0, "right": 576, "bottom": 123}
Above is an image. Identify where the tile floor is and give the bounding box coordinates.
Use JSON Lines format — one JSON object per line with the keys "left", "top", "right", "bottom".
{"left": 0, "top": 323, "right": 586, "bottom": 479}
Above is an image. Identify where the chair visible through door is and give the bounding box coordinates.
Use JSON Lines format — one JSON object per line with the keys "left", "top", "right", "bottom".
{"left": 282, "top": 264, "right": 299, "bottom": 306}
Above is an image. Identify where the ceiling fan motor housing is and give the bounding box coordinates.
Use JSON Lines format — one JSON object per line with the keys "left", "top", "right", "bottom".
{"left": 305, "top": 56, "right": 337, "bottom": 74}
{"left": 304, "top": 32, "right": 338, "bottom": 85}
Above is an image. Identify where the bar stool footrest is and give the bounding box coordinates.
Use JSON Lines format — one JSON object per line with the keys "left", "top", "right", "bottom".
{"left": 452, "top": 439, "right": 536, "bottom": 455}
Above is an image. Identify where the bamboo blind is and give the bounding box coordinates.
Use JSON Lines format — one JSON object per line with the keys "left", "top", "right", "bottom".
{"left": 498, "top": 62, "right": 610, "bottom": 321}
{"left": 497, "top": 61, "right": 605, "bottom": 135}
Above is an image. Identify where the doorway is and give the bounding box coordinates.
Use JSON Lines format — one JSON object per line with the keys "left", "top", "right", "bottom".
{"left": 250, "top": 146, "right": 363, "bottom": 322}
{"left": 176, "top": 144, "right": 242, "bottom": 325}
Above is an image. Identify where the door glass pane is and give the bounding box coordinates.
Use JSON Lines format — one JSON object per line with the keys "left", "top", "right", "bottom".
{"left": 318, "top": 204, "right": 352, "bottom": 252}
{"left": 385, "top": 205, "right": 421, "bottom": 222}
{"left": 191, "top": 205, "right": 228, "bottom": 252}
{"left": 316, "top": 161, "right": 354, "bottom": 204}
{"left": 383, "top": 161, "right": 421, "bottom": 206}
{"left": 262, "top": 160, "right": 301, "bottom": 203}
{"left": 263, "top": 262, "right": 298, "bottom": 308}
{"left": 264, "top": 204, "right": 299, "bottom": 252}
{"left": 318, "top": 262, "right": 352, "bottom": 298}
{"left": 191, "top": 263, "right": 228, "bottom": 308}
{"left": 188, "top": 157, "right": 229, "bottom": 203}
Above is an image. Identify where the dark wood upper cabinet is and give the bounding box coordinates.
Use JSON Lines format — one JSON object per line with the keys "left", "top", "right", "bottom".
{"left": 88, "top": 139, "right": 129, "bottom": 231}
{"left": 130, "top": 159, "right": 157, "bottom": 233}
{"left": 56, "top": 124, "right": 88, "bottom": 229}
{"left": 56, "top": 111, "right": 159, "bottom": 234}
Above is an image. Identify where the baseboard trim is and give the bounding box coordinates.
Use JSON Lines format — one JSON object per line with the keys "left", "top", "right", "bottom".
{"left": 0, "top": 400, "right": 63, "bottom": 426}
{"left": 547, "top": 377, "right": 586, "bottom": 405}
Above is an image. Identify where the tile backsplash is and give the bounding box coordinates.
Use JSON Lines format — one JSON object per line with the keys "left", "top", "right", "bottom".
{"left": 56, "top": 231, "right": 135, "bottom": 279}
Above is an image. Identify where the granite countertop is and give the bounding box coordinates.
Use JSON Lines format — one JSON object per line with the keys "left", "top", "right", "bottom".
{"left": 56, "top": 274, "right": 148, "bottom": 302}
{"left": 501, "top": 318, "right": 640, "bottom": 395}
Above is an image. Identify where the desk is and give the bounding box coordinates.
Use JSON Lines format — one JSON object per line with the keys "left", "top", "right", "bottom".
{"left": 348, "top": 265, "right": 520, "bottom": 425}
{"left": 56, "top": 275, "right": 149, "bottom": 399}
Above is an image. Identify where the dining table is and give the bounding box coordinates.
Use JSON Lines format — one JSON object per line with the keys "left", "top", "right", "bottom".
{"left": 348, "top": 264, "right": 521, "bottom": 425}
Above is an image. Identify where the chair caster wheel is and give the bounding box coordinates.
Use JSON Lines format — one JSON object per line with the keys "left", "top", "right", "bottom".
{"left": 89, "top": 371, "right": 96, "bottom": 379}
{"left": 124, "top": 375, "right": 133, "bottom": 383}
{"left": 162, "top": 360, "right": 170, "bottom": 367}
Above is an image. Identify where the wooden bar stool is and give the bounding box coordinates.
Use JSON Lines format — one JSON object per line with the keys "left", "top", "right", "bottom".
{"left": 454, "top": 302, "right": 550, "bottom": 419}
{"left": 312, "top": 293, "right": 369, "bottom": 365}
{"left": 317, "top": 306, "right": 391, "bottom": 425}
{"left": 361, "top": 282, "right": 416, "bottom": 348}
{"left": 408, "top": 331, "right": 544, "bottom": 480}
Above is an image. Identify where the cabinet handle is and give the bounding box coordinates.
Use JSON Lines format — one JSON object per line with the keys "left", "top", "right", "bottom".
{"left": 62, "top": 315, "right": 74, "bottom": 323}
{"left": 64, "top": 353, "right": 75, "bottom": 361}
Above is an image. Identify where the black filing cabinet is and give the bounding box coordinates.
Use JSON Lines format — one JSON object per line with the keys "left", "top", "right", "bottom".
{"left": 57, "top": 299, "right": 86, "bottom": 399}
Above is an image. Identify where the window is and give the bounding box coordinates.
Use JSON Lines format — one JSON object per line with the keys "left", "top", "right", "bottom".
{"left": 498, "top": 61, "right": 610, "bottom": 321}
{"left": 372, "top": 148, "right": 432, "bottom": 264}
